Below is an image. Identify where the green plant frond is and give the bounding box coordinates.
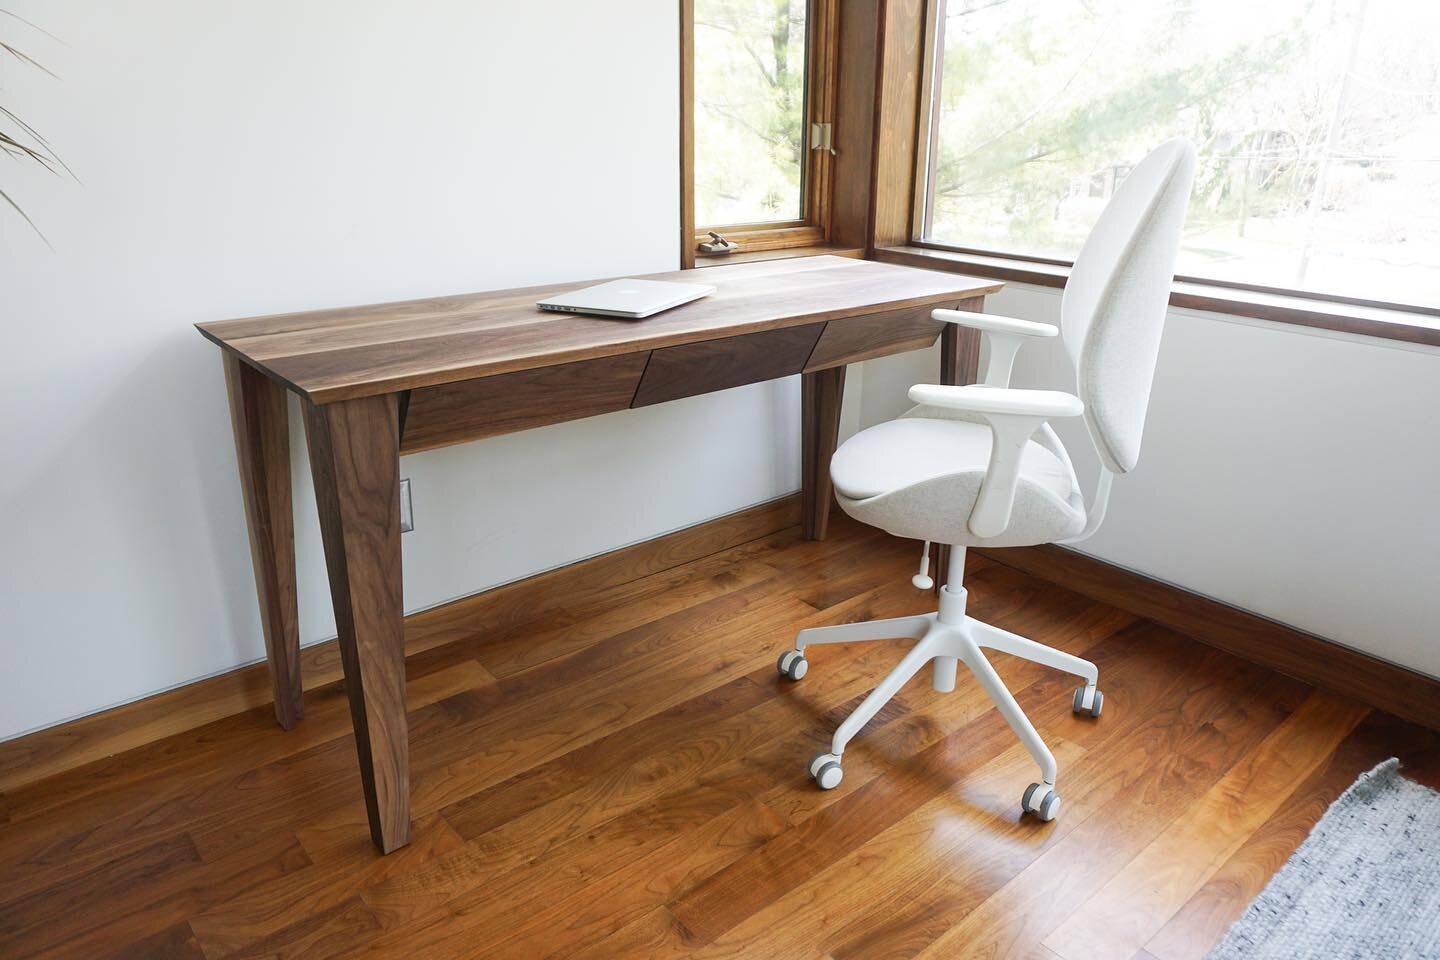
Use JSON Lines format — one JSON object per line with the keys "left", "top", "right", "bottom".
{"left": 1, "top": 7, "right": 75, "bottom": 240}
{"left": 0, "top": 184, "right": 53, "bottom": 248}
{"left": 0, "top": 103, "right": 53, "bottom": 146}
{"left": 0, "top": 108, "right": 77, "bottom": 181}
{"left": 0, "top": 7, "right": 63, "bottom": 44}
{"left": 0, "top": 129, "right": 55, "bottom": 167}
{"left": 0, "top": 39, "right": 59, "bottom": 78}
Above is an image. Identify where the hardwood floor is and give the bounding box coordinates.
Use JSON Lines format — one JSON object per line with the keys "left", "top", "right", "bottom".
{"left": 1, "top": 514, "right": 1435, "bottom": 960}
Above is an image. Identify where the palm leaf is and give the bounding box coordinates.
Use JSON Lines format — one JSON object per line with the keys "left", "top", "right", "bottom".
{"left": 0, "top": 105, "right": 78, "bottom": 180}
{"left": 1, "top": 8, "right": 72, "bottom": 242}
{"left": 0, "top": 39, "right": 58, "bottom": 78}
{"left": 0, "top": 185, "right": 51, "bottom": 248}
{"left": 0, "top": 8, "right": 61, "bottom": 44}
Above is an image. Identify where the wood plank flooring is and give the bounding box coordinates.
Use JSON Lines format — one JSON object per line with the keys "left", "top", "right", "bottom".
{"left": 1, "top": 514, "right": 1435, "bottom": 960}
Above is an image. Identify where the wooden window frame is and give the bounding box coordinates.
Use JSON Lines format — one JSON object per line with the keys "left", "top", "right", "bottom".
{"left": 680, "top": 0, "right": 840, "bottom": 267}
{"left": 905, "top": 0, "right": 1440, "bottom": 322}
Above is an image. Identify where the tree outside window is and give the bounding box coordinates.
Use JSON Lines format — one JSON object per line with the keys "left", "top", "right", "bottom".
{"left": 924, "top": 0, "right": 1440, "bottom": 307}
{"left": 694, "top": 0, "right": 809, "bottom": 228}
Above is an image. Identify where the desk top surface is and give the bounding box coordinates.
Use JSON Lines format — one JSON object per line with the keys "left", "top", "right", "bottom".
{"left": 198, "top": 255, "right": 1001, "bottom": 403}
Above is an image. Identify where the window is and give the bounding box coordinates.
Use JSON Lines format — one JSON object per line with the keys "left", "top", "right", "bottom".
{"left": 917, "top": 0, "right": 1440, "bottom": 309}
{"left": 687, "top": 0, "right": 836, "bottom": 256}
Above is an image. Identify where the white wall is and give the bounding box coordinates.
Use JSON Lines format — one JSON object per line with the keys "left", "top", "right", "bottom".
{"left": 6, "top": 4, "right": 1433, "bottom": 743}
{"left": 850, "top": 284, "right": 1440, "bottom": 680}
{"left": 0, "top": 1, "right": 806, "bottom": 741}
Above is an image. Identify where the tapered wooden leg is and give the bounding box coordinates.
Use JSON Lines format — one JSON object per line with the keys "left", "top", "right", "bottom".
{"left": 303, "top": 394, "right": 410, "bottom": 853}
{"left": 222, "top": 353, "right": 303, "bottom": 731}
{"left": 938, "top": 296, "right": 985, "bottom": 387}
{"left": 935, "top": 296, "right": 986, "bottom": 593}
{"left": 801, "top": 365, "right": 847, "bottom": 540}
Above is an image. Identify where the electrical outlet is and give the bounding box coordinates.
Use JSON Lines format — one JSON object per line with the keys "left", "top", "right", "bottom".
{"left": 399, "top": 478, "right": 414, "bottom": 533}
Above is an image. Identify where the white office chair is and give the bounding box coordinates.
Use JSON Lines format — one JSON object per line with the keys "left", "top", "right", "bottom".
{"left": 776, "top": 139, "right": 1197, "bottom": 821}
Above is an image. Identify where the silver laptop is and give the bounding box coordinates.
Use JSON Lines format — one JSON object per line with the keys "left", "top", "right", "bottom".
{"left": 537, "top": 278, "right": 717, "bottom": 319}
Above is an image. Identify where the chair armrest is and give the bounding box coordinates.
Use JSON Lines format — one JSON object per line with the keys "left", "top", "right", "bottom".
{"left": 931, "top": 310, "right": 1060, "bottom": 388}
{"left": 931, "top": 309, "right": 1059, "bottom": 339}
{"left": 907, "top": 384, "right": 1083, "bottom": 538}
{"left": 908, "top": 384, "right": 1083, "bottom": 419}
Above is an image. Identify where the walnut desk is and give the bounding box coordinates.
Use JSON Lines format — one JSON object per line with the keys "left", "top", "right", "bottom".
{"left": 197, "top": 255, "right": 1001, "bottom": 852}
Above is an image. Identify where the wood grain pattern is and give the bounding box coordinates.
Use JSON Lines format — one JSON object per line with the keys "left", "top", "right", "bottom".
{"left": 1144, "top": 711, "right": 1440, "bottom": 960}
{"left": 1045, "top": 691, "right": 1367, "bottom": 960}
{"left": 805, "top": 0, "right": 839, "bottom": 243}
{"left": 692, "top": 243, "right": 864, "bottom": 267}
{"left": 195, "top": 257, "right": 999, "bottom": 403}
{"left": 893, "top": 647, "right": 1307, "bottom": 960}
{"left": 632, "top": 323, "right": 823, "bottom": 407}
{"left": 869, "top": 0, "right": 927, "bottom": 248}
{"left": 801, "top": 366, "right": 846, "bottom": 540}
{"left": 697, "top": 618, "right": 1231, "bottom": 959}
{"left": 303, "top": 395, "right": 410, "bottom": 853}
{"left": 939, "top": 295, "right": 985, "bottom": 386}
{"left": 221, "top": 354, "right": 303, "bottom": 730}
{"left": 804, "top": 303, "right": 943, "bottom": 371}
{"left": 0, "top": 497, "right": 802, "bottom": 797}
{"left": 697, "top": 223, "right": 827, "bottom": 256}
{"left": 666, "top": 620, "right": 1258, "bottom": 958}
{"left": 830, "top": 0, "right": 880, "bottom": 251}
{"left": 399, "top": 353, "right": 648, "bottom": 453}
{"left": 679, "top": 0, "right": 695, "bottom": 269}
{"left": 0, "top": 513, "right": 1430, "bottom": 960}
{"left": 97, "top": 923, "right": 209, "bottom": 960}
{"left": 977, "top": 542, "right": 1440, "bottom": 732}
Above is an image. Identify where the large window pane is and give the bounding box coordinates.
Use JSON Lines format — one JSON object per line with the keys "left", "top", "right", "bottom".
{"left": 694, "top": 0, "right": 808, "bottom": 227}
{"left": 924, "top": 0, "right": 1440, "bottom": 306}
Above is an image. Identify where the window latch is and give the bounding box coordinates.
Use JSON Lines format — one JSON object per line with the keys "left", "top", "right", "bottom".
{"left": 698, "top": 231, "right": 739, "bottom": 255}
{"left": 810, "top": 122, "right": 835, "bottom": 155}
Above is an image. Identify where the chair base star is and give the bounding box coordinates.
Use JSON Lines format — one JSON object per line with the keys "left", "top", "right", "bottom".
{"left": 776, "top": 548, "right": 1101, "bottom": 821}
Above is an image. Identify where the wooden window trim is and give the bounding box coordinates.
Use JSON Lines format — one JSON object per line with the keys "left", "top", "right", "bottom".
{"left": 682, "top": 0, "right": 840, "bottom": 264}
{"left": 696, "top": 243, "right": 864, "bottom": 267}
{"left": 680, "top": 0, "right": 695, "bottom": 268}
{"left": 874, "top": 244, "right": 1440, "bottom": 348}
{"left": 908, "top": 239, "right": 1440, "bottom": 321}
{"left": 868, "top": 0, "right": 929, "bottom": 253}
{"left": 906, "top": 0, "right": 1440, "bottom": 322}
{"left": 911, "top": 0, "right": 944, "bottom": 242}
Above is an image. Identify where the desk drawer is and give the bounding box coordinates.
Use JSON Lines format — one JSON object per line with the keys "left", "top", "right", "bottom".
{"left": 804, "top": 304, "right": 952, "bottom": 371}
{"left": 400, "top": 353, "right": 648, "bottom": 453}
{"left": 806, "top": 303, "right": 984, "bottom": 371}
{"left": 631, "top": 323, "right": 825, "bottom": 408}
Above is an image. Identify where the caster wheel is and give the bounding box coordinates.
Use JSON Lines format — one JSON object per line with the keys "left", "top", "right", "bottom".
{"left": 1021, "top": 783, "right": 1062, "bottom": 822}
{"left": 1072, "top": 685, "right": 1103, "bottom": 718}
{"left": 777, "top": 650, "right": 809, "bottom": 681}
{"left": 809, "top": 752, "right": 843, "bottom": 790}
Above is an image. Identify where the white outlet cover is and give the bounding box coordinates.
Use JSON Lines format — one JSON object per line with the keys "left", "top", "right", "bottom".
{"left": 399, "top": 478, "right": 414, "bottom": 533}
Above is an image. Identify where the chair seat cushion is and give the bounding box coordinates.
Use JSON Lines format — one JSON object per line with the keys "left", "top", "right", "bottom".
{"left": 829, "top": 415, "right": 1085, "bottom": 547}
{"left": 831, "top": 417, "right": 1074, "bottom": 501}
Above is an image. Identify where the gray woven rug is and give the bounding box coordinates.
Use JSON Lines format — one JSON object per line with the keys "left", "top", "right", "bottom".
{"left": 1207, "top": 758, "right": 1440, "bottom": 959}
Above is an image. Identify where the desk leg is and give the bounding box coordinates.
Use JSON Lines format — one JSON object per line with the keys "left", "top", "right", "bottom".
{"left": 222, "top": 354, "right": 303, "bottom": 731}
{"left": 801, "top": 366, "right": 846, "bottom": 540}
{"left": 935, "top": 296, "right": 986, "bottom": 592}
{"left": 303, "top": 394, "right": 410, "bottom": 853}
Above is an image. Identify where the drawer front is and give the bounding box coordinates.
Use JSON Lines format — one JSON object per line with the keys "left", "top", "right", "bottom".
{"left": 804, "top": 304, "right": 946, "bottom": 372}
{"left": 400, "top": 353, "right": 648, "bottom": 453}
{"left": 631, "top": 323, "right": 824, "bottom": 408}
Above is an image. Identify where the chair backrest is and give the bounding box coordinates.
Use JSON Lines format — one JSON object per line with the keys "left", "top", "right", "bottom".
{"left": 1061, "top": 138, "right": 1196, "bottom": 474}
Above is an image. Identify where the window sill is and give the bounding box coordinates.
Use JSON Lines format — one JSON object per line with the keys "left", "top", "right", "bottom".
{"left": 695, "top": 243, "right": 865, "bottom": 268}
{"left": 874, "top": 245, "right": 1440, "bottom": 348}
